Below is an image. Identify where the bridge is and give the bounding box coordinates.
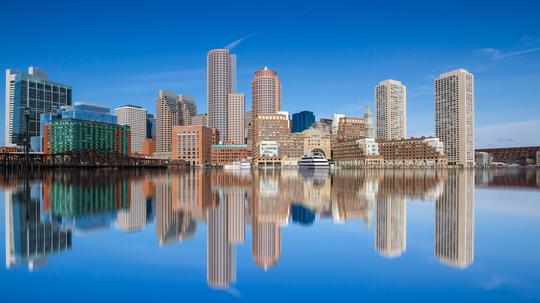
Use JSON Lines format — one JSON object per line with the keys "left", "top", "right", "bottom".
{"left": 476, "top": 146, "right": 540, "bottom": 165}
{"left": 0, "top": 149, "right": 184, "bottom": 169}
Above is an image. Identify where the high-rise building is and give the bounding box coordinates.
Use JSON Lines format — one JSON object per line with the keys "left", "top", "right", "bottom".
{"left": 435, "top": 69, "right": 475, "bottom": 166}
{"left": 180, "top": 95, "right": 197, "bottom": 118}
{"left": 155, "top": 89, "right": 191, "bottom": 156}
{"left": 115, "top": 105, "right": 147, "bottom": 153}
{"left": 363, "top": 105, "right": 374, "bottom": 138}
{"left": 146, "top": 114, "right": 155, "bottom": 139}
{"left": 291, "top": 111, "right": 315, "bottom": 133}
{"left": 207, "top": 49, "right": 236, "bottom": 142}
{"left": 331, "top": 113, "right": 345, "bottom": 135}
{"left": 251, "top": 67, "right": 282, "bottom": 116}
{"left": 227, "top": 93, "right": 245, "bottom": 144}
{"left": 376, "top": 79, "right": 406, "bottom": 140}
{"left": 5, "top": 67, "right": 72, "bottom": 146}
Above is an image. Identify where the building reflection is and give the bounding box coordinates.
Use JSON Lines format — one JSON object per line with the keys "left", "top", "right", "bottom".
{"left": 435, "top": 169, "right": 475, "bottom": 268}
{"left": 1, "top": 167, "right": 493, "bottom": 282}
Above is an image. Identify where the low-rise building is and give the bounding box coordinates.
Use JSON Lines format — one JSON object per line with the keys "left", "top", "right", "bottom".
{"left": 377, "top": 137, "right": 447, "bottom": 167}
{"left": 141, "top": 138, "right": 155, "bottom": 157}
{"left": 332, "top": 138, "right": 383, "bottom": 167}
{"left": 337, "top": 116, "right": 370, "bottom": 142}
{"left": 171, "top": 125, "right": 213, "bottom": 166}
{"left": 475, "top": 151, "right": 491, "bottom": 167}
{"left": 211, "top": 144, "right": 249, "bottom": 165}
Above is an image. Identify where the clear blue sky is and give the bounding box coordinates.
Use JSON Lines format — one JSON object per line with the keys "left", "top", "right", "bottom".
{"left": 1, "top": 0, "right": 539, "bottom": 148}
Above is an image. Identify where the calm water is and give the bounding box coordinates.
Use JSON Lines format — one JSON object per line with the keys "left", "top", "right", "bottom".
{"left": 1, "top": 168, "right": 540, "bottom": 302}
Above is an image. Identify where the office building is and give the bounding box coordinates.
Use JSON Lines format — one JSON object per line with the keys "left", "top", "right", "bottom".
{"left": 115, "top": 104, "right": 147, "bottom": 153}
{"left": 171, "top": 125, "right": 213, "bottom": 165}
{"left": 435, "top": 69, "right": 475, "bottom": 166}
{"left": 291, "top": 111, "right": 315, "bottom": 133}
{"left": 332, "top": 138, "right": 384, "bottom": 167}
{"left": 337, "top": 116, "right": 370, "bottom": 142}
{"left": 179, "top": 95, "right": 197, "bottom": 120}
{"left": 227, "top": 93, "right": 245, "bottom": 144}
{"left": 141, "top": 139, "right": 155, "bottom": 157}
{"left": 364, "top": 105, "right": 374, "bottom": 138}
{"left": 207, "top": 49, "right": 236, "bottom": 142}
{"left": 211, "top": 144, "right": 250, "bottom": 165}
{"left": 155, "top": 89, "right": 190, "bottom": 156}
{"left": 192, "top": 113, "right": 208, "bottom": 127}
{"left": 331, "top": 114, "right": 345, "bottom": 135}
{"left": 5, "top": 67, "right": 72, "bottom": 146}
{"left": 377, "top": 137, "right": 447, "bottom": 167}
{"left": 251, "top": 67, "right": 282, "bottom": 116}
{"left": 146, "top": 114, "right": 155, "bottom": 139}
{"left": 376, "top": 79, "right": 407, "bottom": 140}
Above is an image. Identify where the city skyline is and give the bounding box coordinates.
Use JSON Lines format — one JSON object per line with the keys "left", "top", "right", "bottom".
{"left": 1, "top": 1, "right": 539, "bottom": 148}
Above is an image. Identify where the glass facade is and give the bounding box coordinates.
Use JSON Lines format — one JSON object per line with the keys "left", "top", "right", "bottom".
{"left": 11, "top": 72, "right": 72, "bottom": 146}
{"left": 291, "top": 111, "right": 315, "bottom": 133}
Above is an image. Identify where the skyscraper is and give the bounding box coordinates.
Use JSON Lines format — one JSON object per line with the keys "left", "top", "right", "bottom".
{"left": 179, "top": 95, "right": 197, "bottom": 125}
{"left": 146, "top": 114, "right": 155, "bottom": 139}
{"left": 375, "top": 79, "right": 406, "bottom": 140}
{"left": 251, "top": 67, "right": 282, "bottom": 116}
{"left": 291, "top": 111, "right": 315, "bottom": 133}
{"left": 435, "top": 69, "right": 475, "bottom": 166}
{"left": 207, "top": 49, "right": 236, "bottom": 142}
{"left": 5, "top": 67, "right": 72, "bottom": 146}
{"left": 227, "top": 93, "right": 245, "bottom": 144}
{"left": 115, "top": 104, "right": 147, "bottom": 153}
{"left": 363, "top": 105, "right": 374, "bottom": 138}
{"left": 155, "top": 89, "right": 191, "bottom": 156}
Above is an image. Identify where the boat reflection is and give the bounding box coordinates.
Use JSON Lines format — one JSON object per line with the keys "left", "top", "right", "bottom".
{"left": 2, "top": 167, "right": 539, "bottom": 288}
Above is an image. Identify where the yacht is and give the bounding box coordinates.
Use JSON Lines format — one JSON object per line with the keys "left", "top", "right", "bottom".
{"left": 298, "top": 152, "right": 330, "bottom": 168}
{"left": 224, "top": 160, "right": 251, "bottom": 170}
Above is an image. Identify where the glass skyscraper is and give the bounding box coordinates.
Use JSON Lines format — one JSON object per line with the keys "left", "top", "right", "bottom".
{"left": 291, "top": 111, "right": 315, "bottom": 133}
{"left": 5, "top": 67, "right": 72, "bottom": 146}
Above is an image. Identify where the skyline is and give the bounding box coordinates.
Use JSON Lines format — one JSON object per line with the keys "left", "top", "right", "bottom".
{"left": 2, "top": 0, "right": 540, "bottom": 148}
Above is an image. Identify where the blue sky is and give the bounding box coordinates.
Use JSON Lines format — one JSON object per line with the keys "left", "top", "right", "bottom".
{"left": 1, "top": 0, "right": 539, "bottom": 148}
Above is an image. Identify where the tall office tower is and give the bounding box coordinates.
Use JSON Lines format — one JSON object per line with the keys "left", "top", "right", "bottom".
{"left": 192, "top": 113, "right": 208, "bottom": 126}
{"left": 179, "top": 95, "right": 197, "bottom": 125}
{"left": 146, "top": 114, "right": 155, "bottom": 139}
{"left": 251, "top": 67, "right": 282, "bottom": 116}
{"left": 227, "top": 93, "right": 245, "bottom": 144}
{"left": 155, "top": 89, "right": 190, "bottom": 155}
{"left": 116, "top": 181, "right": 147, "bottom": 232}
{"left": 363, "top": 105, "right": 374, "bottom": 138}
{"left": 375, "top": 197, "right": 406, "bottom": 258}
{"left": 5, "top": 67, "right": 72, "bottom": 146}
{"left": 207, "top": 49, "right": 236, "bottom": 142}
{"left": 375, "top": 79, "right": 407, "bottom": 140}
{"left": 435, "top": 69, "right": 475, "bottom": 166}
{"left": 115, "top": 105, "right": 147, "bottom": 153}
{"left": 331, "top": 113, "right": 345, "bottom": 135}
{"left": 435, "top": 169, "right": 475, "bottom": 268}
{"left": 208, "top": 192, "right": 235, "bottom": 288}
{"left": 291, "top": 111, "right": 315, "bottom": 133}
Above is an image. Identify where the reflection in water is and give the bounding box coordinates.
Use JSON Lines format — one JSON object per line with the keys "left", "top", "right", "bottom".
{"left": 2, "top": 168, "right": 538, "bottom": 288}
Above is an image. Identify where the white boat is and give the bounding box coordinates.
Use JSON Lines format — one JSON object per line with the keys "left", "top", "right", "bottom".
{"left": 240, "top": 162, "right": 251, "bottom": 169}
{"left": 298, "top": 152, "right": 330, "bottom": 168}
{"left": 224, "top": 161, "right": 251, "bottom": 170}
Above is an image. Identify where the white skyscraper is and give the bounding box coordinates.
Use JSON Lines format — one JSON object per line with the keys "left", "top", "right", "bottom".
{"left": 207, "top": 49, "right": 236, "bottom": 142}
{"left": 227, "top": 93, "right": 245, "bottom": 144}
{"left": 375, "top": 79, "right": 407, "bottom": 140}
{"left": 115, "top": 105, "right": 147, "bottom": 153}
{"left": 435, "top": 69, "right": 474, "bottom": 166}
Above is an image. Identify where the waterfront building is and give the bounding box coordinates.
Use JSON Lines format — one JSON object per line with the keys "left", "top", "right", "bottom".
{"left": 5, "top": 67, "right": 72, "bottom": 146}
{"left": 146, "top": 114, "right": 155, "bottom": 139}
{"left": 435, "top": 169, "right": 475, "bottom": 268}
{"left": 332, "top": 138, "right": 383, "bottom": 167}
{"left": 259, "top": 141, "right": 279, "bottom": 158}
{"left": 301, "top": 128, "right": 331, "bottom": 159}
{"left": 115, "top": 104, "right": 147, "bottom": 153}
{"left": 331, "top": 114, "right": 345, "bottom": 135}
{"left": 208, "top": 49, "right": 236, "bottom": 142}
{"left": 155, "top": 89, "right": 191, "bottom": 157}
{"left": 377, "top": 137, "right": 447, "bottom": 167}
{"left": 227, "top": 93, "right": 245, "bottom": 144}
{"left": 141, "top": 139, "right": 155, "bottom": 157}
{"left": 337, "top": 116, "right": 370, "bottom": 142}
{"left": 211, "top": 144, "right": 250, "bottom": 165}
{"left": 435, "top": 69, "right": 474, "bottom": 166}
{"left": 171, "top": 125, "right": 213, "bottom": 166}
{"left": 291, "top": 111, "right": 315, "bottom": 133}
{"left": 252, "top": 67, "right": 282, "bottom": 116}
{"left": 192, "top": 113, "right": 208, "bottom": 126}
{"left": 376, "top": 79, "right": 406, "bottom": 140}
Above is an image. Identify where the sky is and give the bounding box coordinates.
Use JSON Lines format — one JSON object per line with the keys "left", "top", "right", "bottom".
{"left": 1, "top": 0, "right": 539, "bottom": 148}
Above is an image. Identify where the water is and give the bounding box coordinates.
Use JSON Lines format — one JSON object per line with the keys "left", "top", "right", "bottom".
{"left": 1, "top": 168, "right": 540, "bottom": 302}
